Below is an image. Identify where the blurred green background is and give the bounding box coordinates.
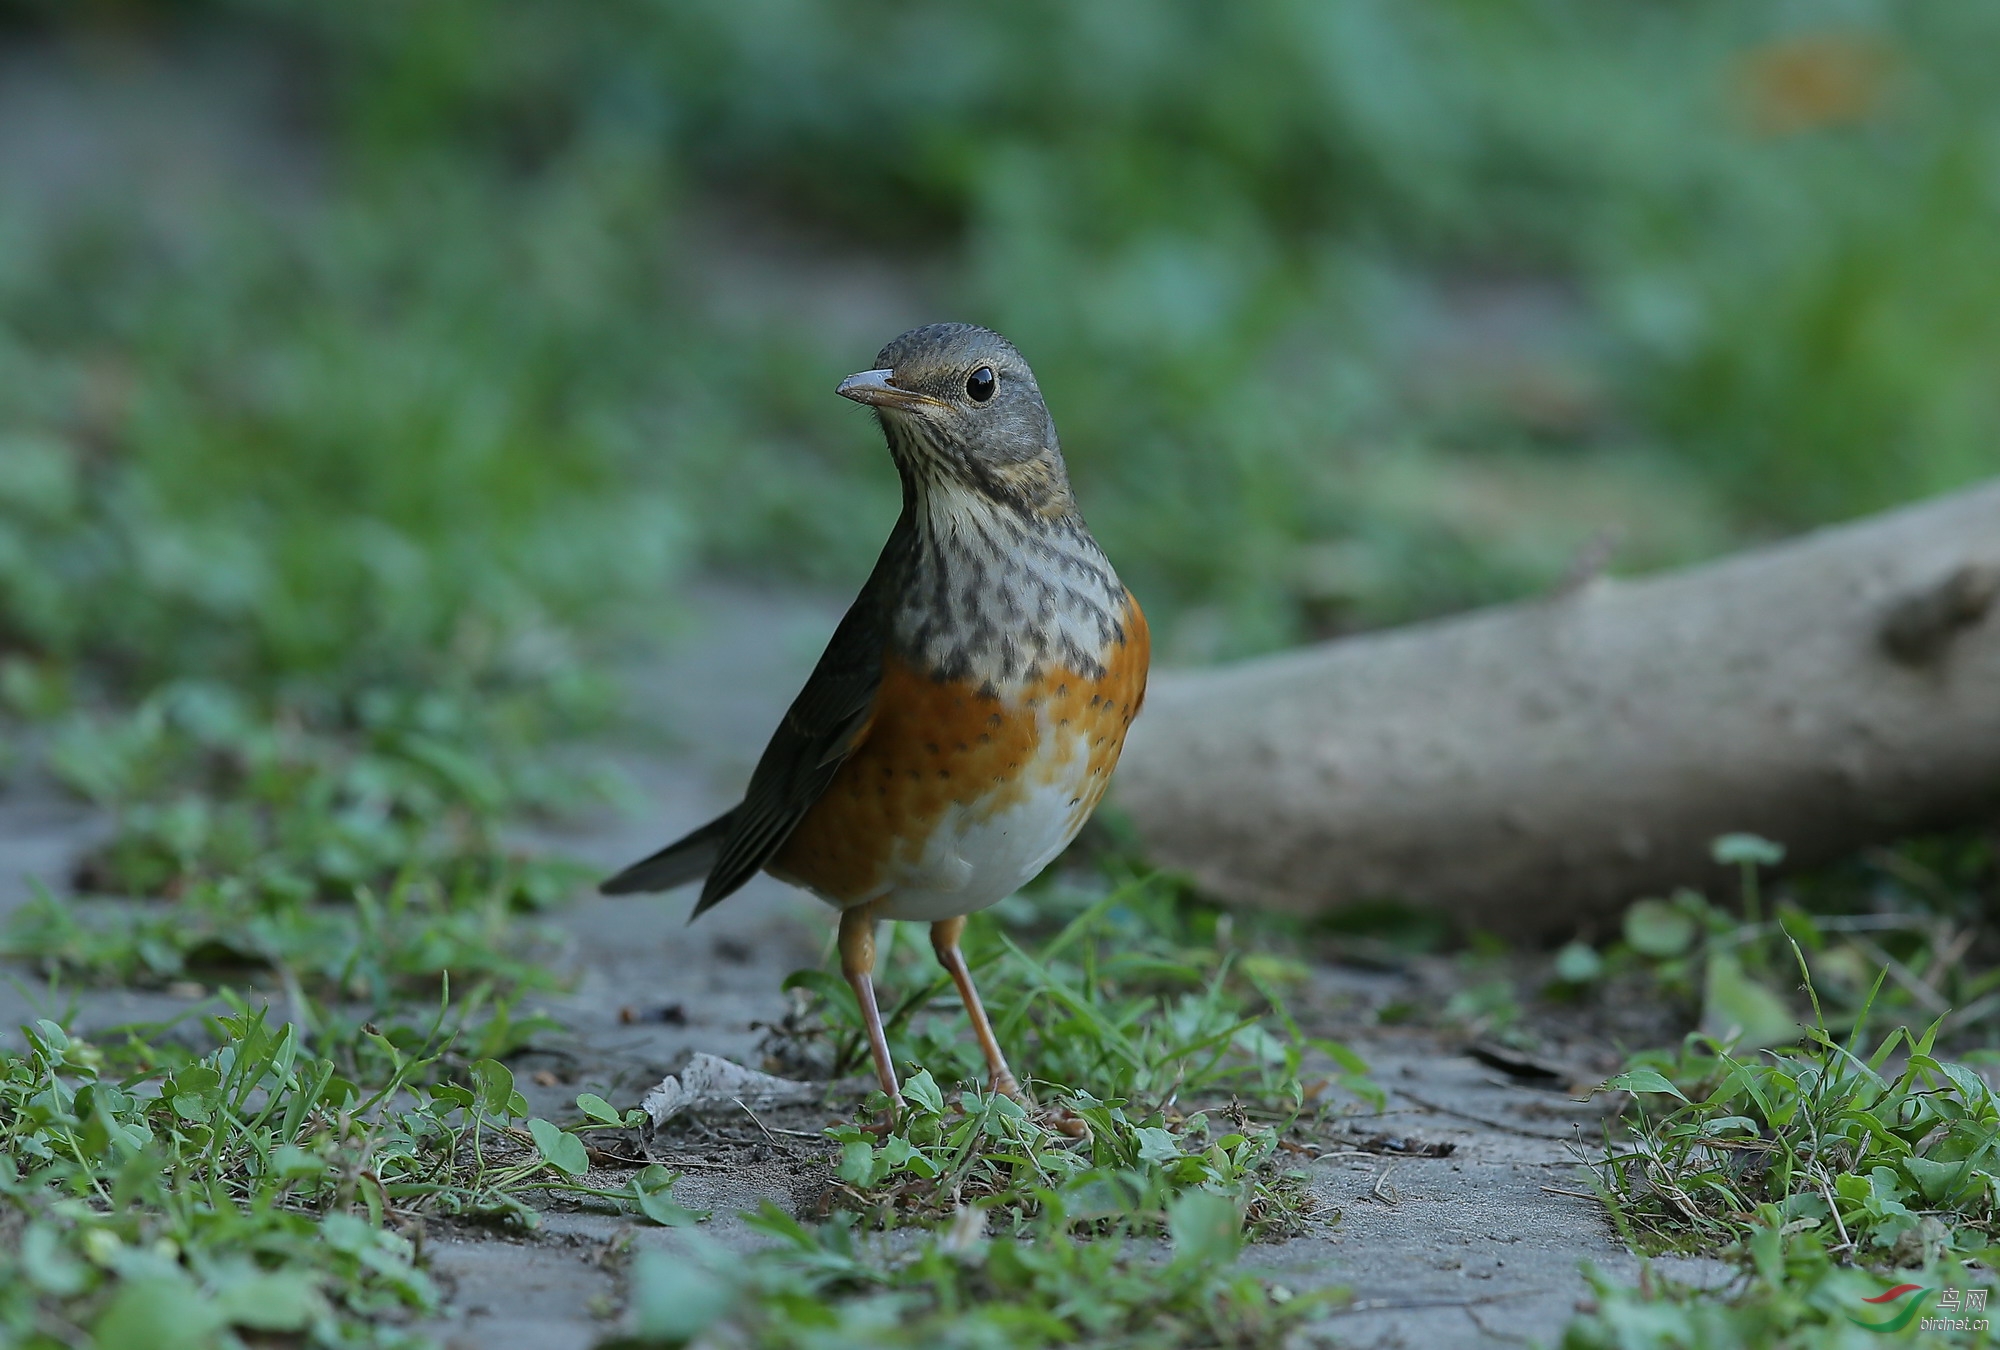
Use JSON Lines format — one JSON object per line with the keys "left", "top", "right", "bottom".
{"left": 2, "top": 0, "right": 1995, "bottom": 703}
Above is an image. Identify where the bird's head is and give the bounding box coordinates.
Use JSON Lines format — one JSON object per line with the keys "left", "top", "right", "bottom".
{"left": 837, "top": 323, "right": 1074, "bottom": 517}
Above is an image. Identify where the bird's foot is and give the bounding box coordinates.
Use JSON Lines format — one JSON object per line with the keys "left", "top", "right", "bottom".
{"left": 1040, "top": 1104, "right": 1091, "bottom": 1140}
{"left": 990, "top": 1075, "right": 1088, "bottom": 1140}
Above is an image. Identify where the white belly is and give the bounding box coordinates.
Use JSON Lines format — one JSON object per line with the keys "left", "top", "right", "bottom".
{"left": 869, "top": 728, "right": 1095, "bottom": 922}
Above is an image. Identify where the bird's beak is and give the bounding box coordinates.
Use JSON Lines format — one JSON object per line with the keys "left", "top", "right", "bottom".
{"left": 836, "top": 368, "right": 937, "bottom": 410}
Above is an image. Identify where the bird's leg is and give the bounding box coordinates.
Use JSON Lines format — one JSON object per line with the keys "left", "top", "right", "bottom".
{"left": 839, "top": 904, "right": 899, "bottom": 1117}
{"left": 930, "top": 916, "right": 1022, "bottom": 1100}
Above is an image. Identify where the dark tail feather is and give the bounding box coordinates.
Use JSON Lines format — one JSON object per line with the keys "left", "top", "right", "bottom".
{"left": 598, "top": 810, "right": 733, "bottom": 896}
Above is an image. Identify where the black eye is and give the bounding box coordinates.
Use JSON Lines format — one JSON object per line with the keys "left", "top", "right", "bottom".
{"left": 965, "top": 366, "right": 997, "bottom": 402}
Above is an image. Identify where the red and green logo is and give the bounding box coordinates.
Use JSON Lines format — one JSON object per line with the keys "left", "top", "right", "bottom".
{"left": 1848, "top": 1283, "right": 1933, "bottom": 1333}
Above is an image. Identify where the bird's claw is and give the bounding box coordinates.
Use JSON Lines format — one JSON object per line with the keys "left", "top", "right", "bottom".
{"left": 990, "top": 1075, "right": 1089, "bottom": 1139}
{"left": 1041, "top": 1105, "right": 1091, "bottom": 1139}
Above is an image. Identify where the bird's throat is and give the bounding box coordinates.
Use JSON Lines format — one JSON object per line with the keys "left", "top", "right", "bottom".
{"left": 890, "top": 480, "right": 1129, "bottom": 690}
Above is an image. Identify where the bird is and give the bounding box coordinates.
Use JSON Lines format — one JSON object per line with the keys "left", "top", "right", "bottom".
{"left": 601, "top": 322, "right": 1148, "bottom": 1113}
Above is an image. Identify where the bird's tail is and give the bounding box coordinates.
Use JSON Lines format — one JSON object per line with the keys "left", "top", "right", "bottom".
{"left": 598, "top": 810, "right": 733, "bottom": 896}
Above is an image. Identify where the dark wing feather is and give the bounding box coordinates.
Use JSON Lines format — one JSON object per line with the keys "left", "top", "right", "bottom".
{"left": 687, "top": 584, "right": 889, "bottom": 918}
{"left": 597, "top": 810, "right": 732, "bottom": 895}
{"left": 598, "top": 525, "right": 906, "bottom": 917}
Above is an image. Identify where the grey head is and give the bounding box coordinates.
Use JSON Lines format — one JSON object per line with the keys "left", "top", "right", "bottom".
{"left": 836, "top": 322, "right": 1075, "bottom": 517}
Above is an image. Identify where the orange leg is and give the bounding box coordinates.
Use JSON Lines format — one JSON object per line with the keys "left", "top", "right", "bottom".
{"left": 839, "top": 905, "right": 899, "bottom": 1100}
{"left": 931, "top": 916, "right": 1023, "bottom": 1100}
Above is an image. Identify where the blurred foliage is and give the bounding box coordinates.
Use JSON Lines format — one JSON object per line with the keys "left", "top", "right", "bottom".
{"left": 0, "top": 164, "right": 688, "bottom": 691}
{"left": 40, "top": 680, "right": 597, "bottom": 904}
{"left": 611, "top": 1193, "right": 1333, "bottom": 1350}
{"left": 1567, "top": 1232, "right": 1992, "bottom": 1349}
{"left": 1422, "top": 828, "right": 2000, "bottom": 1062}
{"left": 1, "top": 678, "right": 610, "bottom": 997}
{"left": 0, "top": 1008, "right": 695, "bottom": 1349}
{"left": 3, "top": 0, "right": 1995, "bottom": 691}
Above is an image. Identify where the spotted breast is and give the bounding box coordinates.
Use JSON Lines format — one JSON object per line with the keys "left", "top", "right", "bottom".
{"left": 769, "top": 477, "right": 1148, "bottom": 921}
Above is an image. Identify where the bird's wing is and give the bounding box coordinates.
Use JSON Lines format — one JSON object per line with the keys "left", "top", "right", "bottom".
{"left": 597, "top": 809, "right": 733, "bottom": 896}
{"left": 689, "top": 589, "right": 887, "bottom": 917}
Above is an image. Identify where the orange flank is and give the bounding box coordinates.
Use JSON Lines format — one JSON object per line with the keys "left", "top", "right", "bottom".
{"left": 772, "top": 593, "right": 1148, "bottom": 906}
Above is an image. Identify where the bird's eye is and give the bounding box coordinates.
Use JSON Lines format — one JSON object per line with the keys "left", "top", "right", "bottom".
{"left": 966, "top": 366, "right": 997, "bottom": 402}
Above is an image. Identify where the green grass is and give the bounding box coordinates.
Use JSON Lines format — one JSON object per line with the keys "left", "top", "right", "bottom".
{"left": 1571, "top": 1004, "right": 2000, "bottom": 1348}
{"left": 0, "top": 1000, "right": 693, "bottom": 1349}
{"left": 1557, "top": 844, "right": 2000, "bottom": 1348}
{"left": 624, "top": 874, "right": 1372, "bottom": 1343}
{"left": 825, "top": 1072, "right": 1320, "bottom": 1243}
{"left": 782, "top": 874, "right": 1376, "bottom": 1118}
{"left": 1434, "top": 830, "right": 2000, "bottom": 1056}
{"left": 1566, "top": 1228, "right": 1991, "bottom": 1349}
{"left": 775, "top": 872, "right": 1378, "bottom": 1236}
{"left": 609, "top": 1193, "right": 1334, "bottom": 1350}
{"left": 0, "top": 167, "right": 690, "bottom": 693}
{"left": 1600, "top": 1006, "right": 2000, "bottom": 1263}
{"left": 0, "top": 873, "right": 1354, "bottom": 1348}
{"left": 1352, "top": 833, "right": 2000, "bottom": 1347}
{"left": 4, "top": 682, "right": 602, "bottom": 1002}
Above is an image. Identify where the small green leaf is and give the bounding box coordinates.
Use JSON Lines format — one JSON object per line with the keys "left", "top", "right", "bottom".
{"left": 1603, "top": 1068, "right": 1688, "bottom": 1100}
{"left": 270, "top": 1145, "right": 325, "bottom": 1180}
{"left": 838, "top": 1138, "right": 880, "bottom": 1186}
{"left": 1699, "top": 1115, "right": 1759, "bottom": 1136}
{"left": 1623, "top": 899, "right": 1697, "bottom": 957}
{"left": 429, "top": 1083, "right": 475, "bottom": 1110}
{"left": 632, "top": 1166, "right": 703, "bottom": 1227}
{"left": 20, "top": 1224, "right": 89, "bottom": 1296}
{"left": 1309, "top": 1038, "right": 1371, "bottom": 1075}
{"left": 1701, "top": 952, "right": 1797, "bottom": 1049}
{"left": 878, "top": 1134, "right": 939, "bottom": 1179}
{"left": 901, "top": 1068, "right": 944, "bottom": 1116}
{"left": 628, "top": 1249, "right": 735, "bottom": 1342}
{"left": 1135, "top": 1126, "right": 1182, "bottom": 1165}
{"left": 1166, "top": 1190, "right": 1243, "bottom": 1267}
{"left": 1903, "top": 1155, "right": 1976, "bottom": 1206}
{"left": 93, "top": 1276, "right": 226, "bottom": 1350}
{"left": 167, "top": 1066, "right": 220, "bottom": 1096}
{"left": 471, "top": 1060, "right": 515, "bottom": 1117}
{"left": 988, "top": 1093, "right": 1028, "bottom": 1120}
{"left": 1939, "top": 1063, "right": 1997, "bottom": 1112}
{"left": 575, "top": 1092, "right": 621, "bottom": 1126}
{"left": 1711, "top": 833, "right": 1785, "bottom": 867}
{"left": 1554, "top": 941, "right": 1603, "bottom": 984}
{"left": 319, "top": 1213, "right": 373, "bottom": 1255}
{"left": 527, "top": 1118, "right": 589, "bottom": 1177}
{"left": 214, "top": 1270, "right": 326, "bottom": 1331}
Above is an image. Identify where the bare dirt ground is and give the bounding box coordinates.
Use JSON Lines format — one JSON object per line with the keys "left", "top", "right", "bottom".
{"left": 0, "top": 583, "right": 1729, "bottom": 1349}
